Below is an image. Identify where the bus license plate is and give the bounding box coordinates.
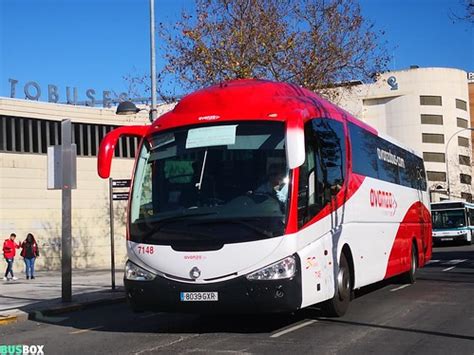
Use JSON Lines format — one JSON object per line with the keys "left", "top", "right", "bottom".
{"left": 180, "top": 292, "right": 218, "bottom": 302}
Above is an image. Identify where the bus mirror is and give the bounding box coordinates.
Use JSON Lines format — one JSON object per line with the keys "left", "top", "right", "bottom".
{"left": 286, "top": 118, "right": 305, "bottom": 169}
{"left": 97, "top": 125, "right": 149, "bottom": 179}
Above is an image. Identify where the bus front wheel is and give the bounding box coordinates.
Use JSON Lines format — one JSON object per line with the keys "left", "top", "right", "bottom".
{"left": 322, "top": 252, "right": 352, "bottom": 317}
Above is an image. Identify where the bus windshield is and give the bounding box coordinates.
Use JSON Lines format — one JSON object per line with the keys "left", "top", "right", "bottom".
{"left": 129, "top": 121, "right": 289, "bottom": 249}
{"left": 432, "top": 209, "right": 466, "bottom": 230}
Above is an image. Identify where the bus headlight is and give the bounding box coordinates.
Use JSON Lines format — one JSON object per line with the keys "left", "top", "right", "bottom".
{"left": 246, "top": 256, "right": 296, "bottom": 281}
{"left": 125, "top": 260, "right": 155, "bottom": 281}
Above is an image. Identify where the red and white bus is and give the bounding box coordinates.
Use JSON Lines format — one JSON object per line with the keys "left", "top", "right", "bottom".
{"left": 98, "top": 79, "right": 432, "bottom": 316}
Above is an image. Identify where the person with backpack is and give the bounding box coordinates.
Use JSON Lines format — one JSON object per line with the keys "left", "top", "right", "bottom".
{"left": 21, "top": 233, "right": 40, "bottom": 280}
{"left": 3, "top": 233, "right": 20, "bottom": 281}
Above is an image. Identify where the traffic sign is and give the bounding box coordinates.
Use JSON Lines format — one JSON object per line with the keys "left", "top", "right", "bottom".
{"left": 112, "top": 179, "right": 131, "bottom": 188}
{"left": 112, "top": 192, "right": 129, "bottom": 201}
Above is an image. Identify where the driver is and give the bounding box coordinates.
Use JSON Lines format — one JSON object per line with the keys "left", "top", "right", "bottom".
{"left": 255, "top": 164, "right": 288, "bottom": 203}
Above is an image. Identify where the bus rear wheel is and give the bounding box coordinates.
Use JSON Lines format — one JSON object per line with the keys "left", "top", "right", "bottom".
{"left": 400, "top": 242, "right": 417, "bottom": 284}
{"left": 322, "top": 252, "right": 351, "bottom": 317}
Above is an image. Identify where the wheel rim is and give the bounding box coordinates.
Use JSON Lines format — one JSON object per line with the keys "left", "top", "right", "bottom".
{"left": 337, "top": 266, "right": 350, "bottom": 301}
{"left": 411, "top": 248, "right": 417, "bottom": 276}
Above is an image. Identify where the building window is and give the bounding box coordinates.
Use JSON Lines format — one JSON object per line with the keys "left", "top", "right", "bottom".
{"left": 459, "top": 154, "right": 471, "bottom": 166}
{"left": 460, "top": 174, "right": 472, "bottom": 185}
{"left": 420, "top": 114, "right": 443, "bottom": 125}
{"left": 455, "top": 99, "right": 467, "bottom": 111}
{"left": 420, "top": 95, "right": 442, "bottom": 106}
{"left": 422, "top": 133, "right": 444, "bottom": 144}
{"left": 423, "top": 152, "right": 445, "bottom": 163}
{"left": 457, "top": 117, "right": 469, "bottom": 128}
{"left": 427, "top": 171, "right": 446, "bottom": 182}
{"left": 461, "top": 192, "right": 472, "bottom": 202}
{"left": 458, "top": 136, "right": 470, "bottom": 147}
{"left": 0, "top": 115, "right": 138, "bottom": 159}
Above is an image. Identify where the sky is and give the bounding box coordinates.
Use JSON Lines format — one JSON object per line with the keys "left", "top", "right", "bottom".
{"left": 0, "top": 0, "right": 472, "bottom": 105}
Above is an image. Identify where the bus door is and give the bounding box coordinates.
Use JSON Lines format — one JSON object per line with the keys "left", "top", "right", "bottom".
{"left": 297, "top": 118, "right": 347, "bottom": 240}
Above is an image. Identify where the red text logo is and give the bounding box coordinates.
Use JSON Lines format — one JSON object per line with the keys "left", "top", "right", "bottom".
{"left": 370, "top": 189, "right": 397, "bottom": 215}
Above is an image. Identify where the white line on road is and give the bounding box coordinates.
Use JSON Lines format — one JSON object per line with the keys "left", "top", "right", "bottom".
{"left": 390, "top": 284, "right": 411, "bottom": 292}
{"left": 270, "top": 320, "right": 317, "bottom": 338}
{"left": 442, "top": 266, "right": 456, "bottom": 272}
{"left": 426, "top": 260, "right": 440, "bottom": 264}
{"left": 443, "top": 259, "right": 466, "bottom": 265}
{"left": 69, "top": 326, "right": 104, "bottom": 334}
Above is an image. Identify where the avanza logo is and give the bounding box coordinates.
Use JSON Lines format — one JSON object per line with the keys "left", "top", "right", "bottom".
{"left": 370, "top": 189, "right": 397, "bottom": 216}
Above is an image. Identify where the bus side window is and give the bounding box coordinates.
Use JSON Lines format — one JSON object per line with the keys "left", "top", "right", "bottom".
{"left": 312, "top": 119, "right": 346, "bottom": 197}
{"left": 298, "top": 119, "right": 346, "bottom": 228}
{"left": 298, "top": 123, "right": 318, "bottom": 227}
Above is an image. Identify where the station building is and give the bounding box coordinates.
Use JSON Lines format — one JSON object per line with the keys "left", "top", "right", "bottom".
{"left": 1, "top": 66, "right": 472, "bottom": 271}
{"left": 0, "top": 98, "right": 173, "bottom": 272}
{"left": 333, "top": 67, "right": 472, "bottom": 202}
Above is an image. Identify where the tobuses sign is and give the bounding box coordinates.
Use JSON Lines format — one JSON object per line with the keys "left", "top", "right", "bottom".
{"left": 7, "top": 78, "right": 132, "bottom": 108}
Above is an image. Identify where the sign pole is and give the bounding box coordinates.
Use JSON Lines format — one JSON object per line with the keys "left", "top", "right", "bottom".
{"left": 61, "top": 120, "right": 73, "bottom": 303}
{"left": 109, "top": 178, "right": 116, "bottom": 290}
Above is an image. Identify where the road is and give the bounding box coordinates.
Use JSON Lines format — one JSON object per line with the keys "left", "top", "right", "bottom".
{"left": 1, "top": 244, "right": 473, "bottom": 354}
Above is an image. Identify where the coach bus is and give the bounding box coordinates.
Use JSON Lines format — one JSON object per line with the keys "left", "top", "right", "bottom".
{"left": 431, "top": 201, "right": 474, "bottom": 245}
{"left": 97, "top": 79, "right": 432, "bottom": 316}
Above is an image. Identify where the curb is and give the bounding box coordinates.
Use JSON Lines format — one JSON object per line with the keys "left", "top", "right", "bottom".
{"left": 0, "top": 294, "right": 126, "bottom": 326}
{"left": 0, "top": 315, "right": 19, "bottom": 326}
{"left": 37, "top": 295, "right": 126, "bottom": 318}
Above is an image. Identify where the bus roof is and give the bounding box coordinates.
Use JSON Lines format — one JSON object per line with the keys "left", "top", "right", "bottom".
{"left": 431, "top": 201, "right": 474, "bottom": 210}
{"left": 154, "top": 79, "right": 377, "bottom": 134}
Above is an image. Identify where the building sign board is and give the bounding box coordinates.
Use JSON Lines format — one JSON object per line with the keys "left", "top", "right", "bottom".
{"left": 7, "top": 78, "right": 147, "bottom": 108}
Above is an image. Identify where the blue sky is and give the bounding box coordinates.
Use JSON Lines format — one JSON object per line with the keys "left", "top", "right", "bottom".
{"left": 1, "top": 0, "right": 472, "bottom": 104}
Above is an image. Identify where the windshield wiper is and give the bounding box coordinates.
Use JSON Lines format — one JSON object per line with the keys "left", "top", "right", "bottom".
{"left": 142, "top": 211, "right": 218, "bottom": 235}
{"left": 188, "top": 218, "right": 275, "bottom": 238}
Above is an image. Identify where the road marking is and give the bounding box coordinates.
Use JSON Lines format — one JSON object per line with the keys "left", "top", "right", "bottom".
{"left": 442, "top": 266, "right": 456, "bottom": 272}
{"left": 69, "top": 326, "right": 104, "bottom": 334}
{"left": 426, "top": 259, "right": 440, "bottom": 264}
{"left": 270, "top": 320, "right": 317, "bottom": 338}
{"left": 443, "top": 259, "right": 466, "bottom": 265}
{"left": 390, "top": 284, "right": 411, "bottom": 292}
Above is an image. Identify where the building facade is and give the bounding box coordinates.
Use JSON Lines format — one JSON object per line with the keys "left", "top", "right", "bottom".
{"left": 0, "top": 98, "right": 173, "bottom": 272}
{"left": 334, "top": 67, "right": 472, "bottom": 202}
{"left": 469, "top": 81, "right": 474, "bottom": 182}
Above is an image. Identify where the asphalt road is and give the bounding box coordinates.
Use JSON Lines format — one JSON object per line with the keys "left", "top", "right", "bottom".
{"left": 1, "top": 244, "right": 473, "bottom": 355}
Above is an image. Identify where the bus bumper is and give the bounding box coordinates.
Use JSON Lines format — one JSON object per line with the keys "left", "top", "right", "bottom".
{"left": 432, "top": 233, "right": 470, "bottom": 243}
{"left": 124, "top": 267, "right": 302, "bottom": 314}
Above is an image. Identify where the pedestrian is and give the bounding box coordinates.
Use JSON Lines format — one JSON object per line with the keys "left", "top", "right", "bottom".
{"left": 21, "top": 233, "right": 39, "bottom": 280}
{"left": 3, "top": 233, "right": 20, "bottom": 281}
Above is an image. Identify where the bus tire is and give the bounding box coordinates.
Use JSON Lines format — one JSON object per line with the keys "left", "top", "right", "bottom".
{"left": 400, "top": 241, "right": 417, "bottom": 284}
{"left": 322, "top": 252, "right": 351, "bottom": 317}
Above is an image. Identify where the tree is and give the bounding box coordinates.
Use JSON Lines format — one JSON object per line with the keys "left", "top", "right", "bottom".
{"left": 143, "top": 0, "right": 390, "bottom": 101}
{"left": 450, "top": 0, "right": 474, "bottom": 24}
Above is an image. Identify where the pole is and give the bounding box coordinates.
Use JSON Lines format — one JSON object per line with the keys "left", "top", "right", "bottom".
{"left": 149, "top": 0, "right": 157, "bottom": 123}
{"left": 61, "top": 120, "right": 72, "bottom": 302}
{"left": 109, "top": 178, "right": 116, "bottom": 290}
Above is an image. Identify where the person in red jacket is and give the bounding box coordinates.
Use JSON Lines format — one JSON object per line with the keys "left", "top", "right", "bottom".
{"left": 3, "top": 233, "right": 20, "bottom": 281}
{"left": 21, "top": 233, "right": 39, "bottom": 280}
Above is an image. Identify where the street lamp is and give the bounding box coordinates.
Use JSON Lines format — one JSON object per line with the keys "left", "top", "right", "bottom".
{"left": 116, "top": 101, "right": 141, "bottom": 115}
{"left": 445, "top": 127, "right": 474, "bottom": 199}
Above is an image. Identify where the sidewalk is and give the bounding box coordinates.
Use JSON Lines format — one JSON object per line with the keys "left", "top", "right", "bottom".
{"left": 0, "top": 269, "right": 125, "bottom": 325}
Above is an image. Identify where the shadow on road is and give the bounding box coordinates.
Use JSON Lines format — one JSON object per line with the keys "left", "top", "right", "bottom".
{"left": 312, "top": 317, "right": 474, "bottom": 341}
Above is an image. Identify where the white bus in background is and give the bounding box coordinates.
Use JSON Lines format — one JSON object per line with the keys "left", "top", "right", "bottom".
{"left": 431, "top": 201, "right": 474, "bottom": 245}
